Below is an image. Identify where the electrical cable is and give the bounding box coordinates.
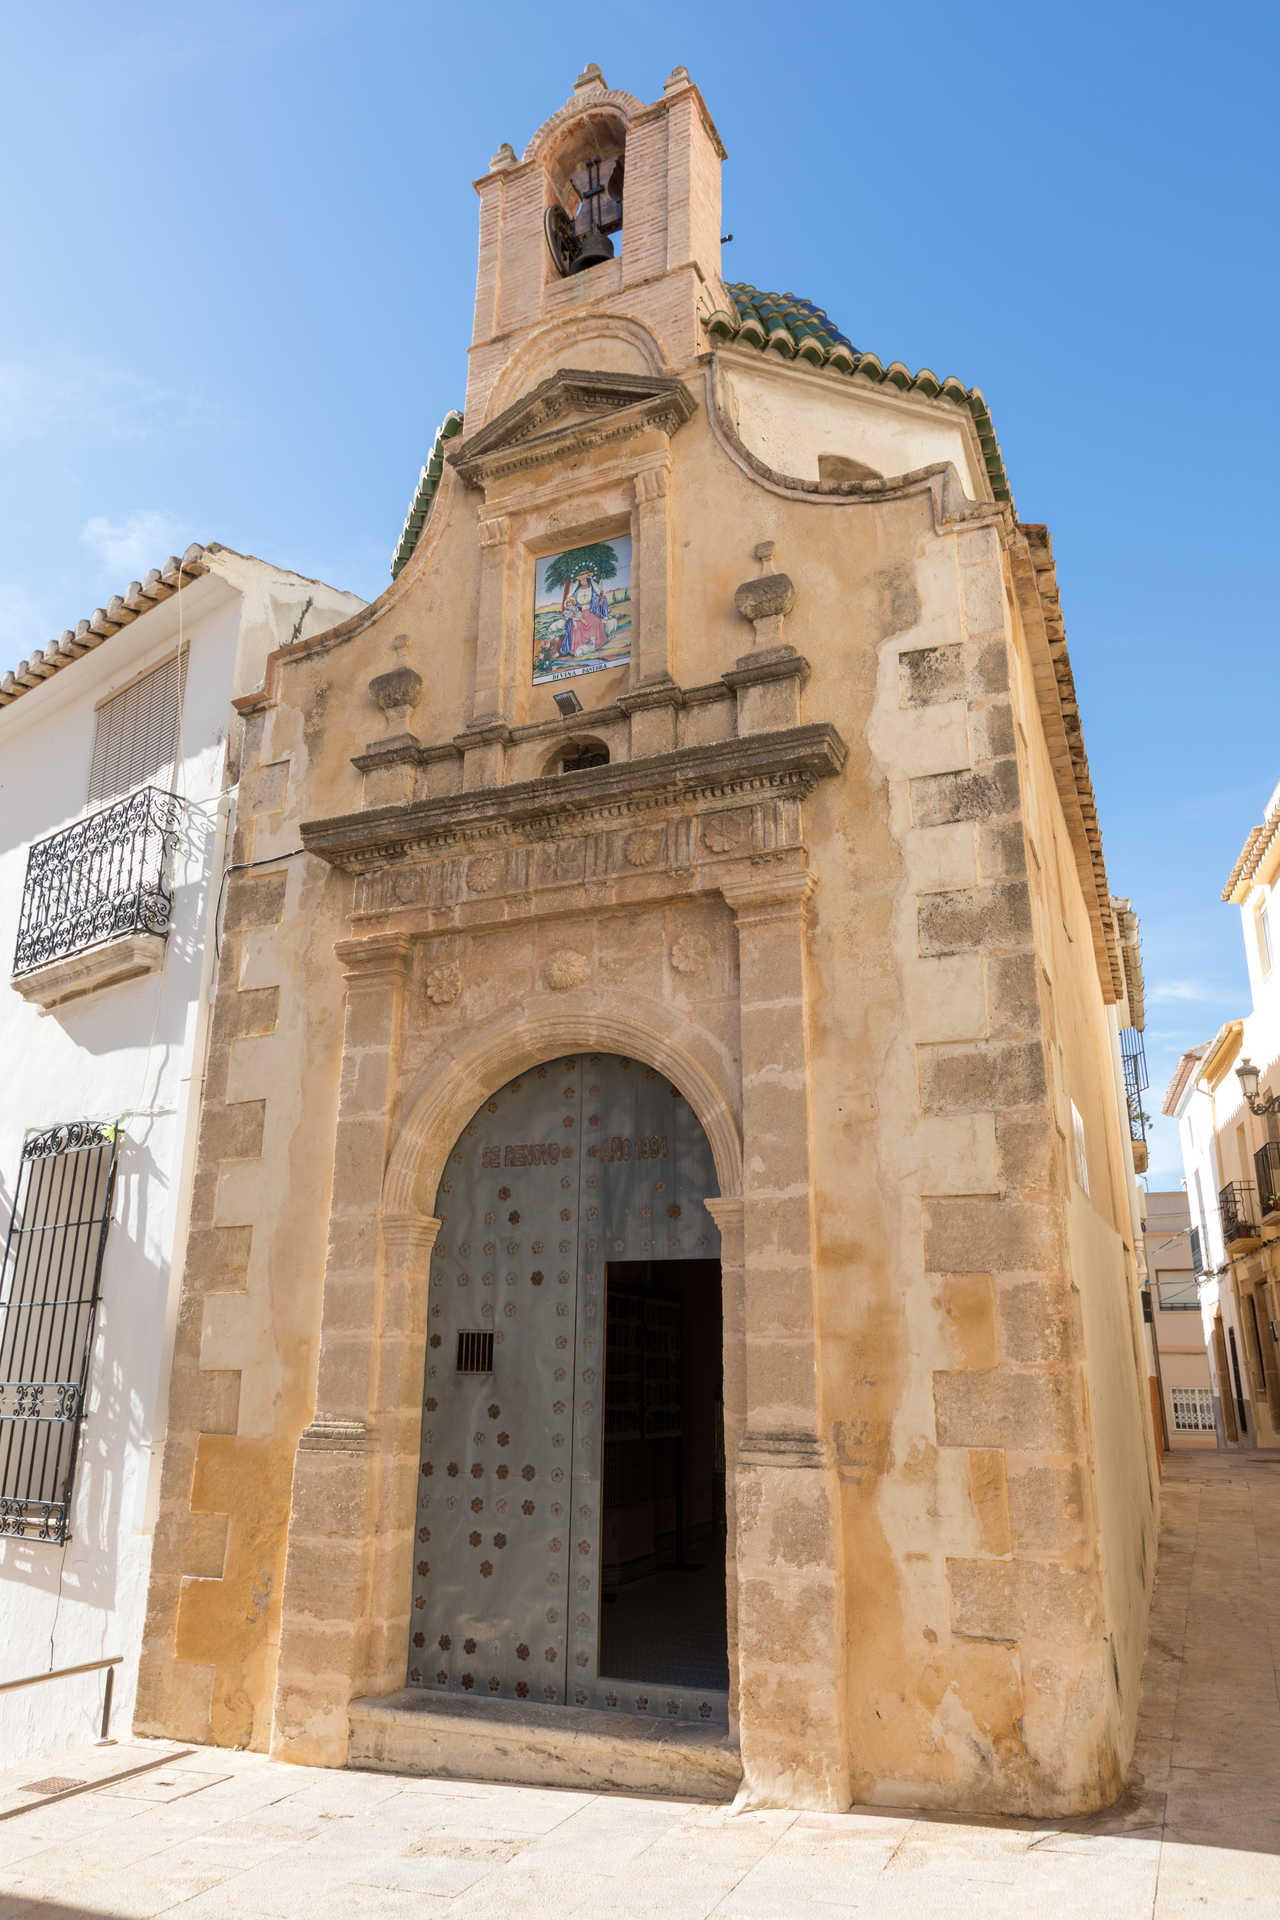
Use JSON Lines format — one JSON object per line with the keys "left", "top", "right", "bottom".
{"left": 212, "top": 849, "right": 308, "bottom": 962}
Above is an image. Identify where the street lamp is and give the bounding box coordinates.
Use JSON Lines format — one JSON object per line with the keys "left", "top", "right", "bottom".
{"left": 1235, "top": 1056, "right": 1280, "bottom": 1115}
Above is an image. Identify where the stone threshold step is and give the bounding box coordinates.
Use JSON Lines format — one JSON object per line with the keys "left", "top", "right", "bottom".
{"left": 348, "top": 1688, "right": 742, "bottom": 1801}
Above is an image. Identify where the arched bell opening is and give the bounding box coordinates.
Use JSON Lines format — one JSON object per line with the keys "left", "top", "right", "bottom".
{"left": 407, "top": 1050, "right": 731, "bottom": 1726}
{"left": 543, "top": 110, "right": 627, "bottom": 281}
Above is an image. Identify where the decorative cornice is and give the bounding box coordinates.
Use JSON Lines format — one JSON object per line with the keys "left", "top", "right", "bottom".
{"left": 722, "top": 648, "right": 810, "bottom": 694}
{"left": 617, "top": 678, "right": 684, "bottom": 715}
{"left": 1010, "top": 526, "right": 1124, "bottom": 1006}
{"left": 720, "top": 868, "right": 817, "bottom": 921}
{"left": 334, "top": 931, "right": 414, "bottom": 985}
{"left": 448, "top": 369, "right": 697, "bottom": 490}
{"left": 302, "top": 723, "right": 847, "bottom": 873}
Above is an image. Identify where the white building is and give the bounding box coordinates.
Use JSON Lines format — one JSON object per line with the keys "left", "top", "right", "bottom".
{"left": 1141, "top": 1190, "right": 1217, "bottom": 1450}
{"left": 0, "top": 545, "right": 362, "bottom": 1767}
{"left": 1162, "top": 778, "right": 1280, "bottom": 1451}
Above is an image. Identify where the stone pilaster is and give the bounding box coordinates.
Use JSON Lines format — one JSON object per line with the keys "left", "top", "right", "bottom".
{"left": 631, "top": 463, "right": 673, "bottom": 689}
{"left": 720, "top": 868, "right": 851, "bottom": 1811}
{"left": 466, "top": 514, "right": 513, "bottom": 774}
{"left": 269, "top": 931, "right": 416, "bottom": 1765}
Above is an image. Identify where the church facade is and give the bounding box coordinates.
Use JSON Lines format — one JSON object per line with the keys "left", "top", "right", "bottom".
{"left": 136, "top": 66, "right": 1156, "bottom": 1814}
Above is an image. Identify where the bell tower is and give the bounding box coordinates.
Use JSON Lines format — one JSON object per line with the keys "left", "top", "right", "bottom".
{"left": 465, "top": 64, "right": 728, "bottom": 424}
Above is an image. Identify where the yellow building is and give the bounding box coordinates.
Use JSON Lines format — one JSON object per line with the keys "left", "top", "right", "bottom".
{"left": 1164, "top": 784, "right": 1280, "bottom": 1448}
{"left": 135, "top": 65, "right": 1156, "bottom": 1815}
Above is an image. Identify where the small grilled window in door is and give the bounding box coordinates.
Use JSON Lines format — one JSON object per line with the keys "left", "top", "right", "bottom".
{"left": 456, "top": 1329, "right": 494, "bottom": 1374}
{"left": 88, "top": 652, "right": 189, "bottom": 808}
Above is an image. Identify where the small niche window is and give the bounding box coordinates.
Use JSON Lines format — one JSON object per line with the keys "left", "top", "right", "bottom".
{"left": 558, "top": 739, "right": 610, "bottom": 775}
{"left": 88, "top": 652, "right": 188, "bottom": 807}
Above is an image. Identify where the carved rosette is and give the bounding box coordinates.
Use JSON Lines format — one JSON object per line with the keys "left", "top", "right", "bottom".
{"left": 702, "top": 811, "right": 749, "bottom": 855}
{"left": 425, "top": 961, "right": 462, "bottom": 1007}
{"left": 466, "top": 853, "right": 504, "bottom": 895}
{"left": 670, "top": 934, "right": 710, "bottom": 977}
{"left": 624, "top": 827, "right": 663, "bottom": 868}
{"left": 544, "top": 950, "right": 590, "bottom": 992}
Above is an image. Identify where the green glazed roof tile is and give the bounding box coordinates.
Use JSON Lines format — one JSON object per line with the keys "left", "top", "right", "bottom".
{"left": 705, "top": 281, "right": 1013, "bottom": 507}
{"left": 391, "top": 409, "right": 465, "bottom": 579}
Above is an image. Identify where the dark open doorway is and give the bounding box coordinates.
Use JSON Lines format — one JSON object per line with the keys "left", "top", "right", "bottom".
{"left": 599, "top": 1259, "right": 729, "bottom": 1692}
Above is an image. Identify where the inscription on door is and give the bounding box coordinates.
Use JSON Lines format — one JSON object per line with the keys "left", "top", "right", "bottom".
{"left": 409, "top": 1054, "right": 720, "bottom": 1714}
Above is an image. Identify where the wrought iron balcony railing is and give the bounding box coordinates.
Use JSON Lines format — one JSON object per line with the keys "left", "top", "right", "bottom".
{"left": 1255, "top": 1141, "right": 1280, "bottom": 1218}
{"left": 1120, "top": 1027, "right": 1148, "bottom": 1146}
{"left": 12, "top": 787, "right": 184, "bottom": 978}
{"left": 1219, "top": 1179, "right": 1259, "bottom": 1243}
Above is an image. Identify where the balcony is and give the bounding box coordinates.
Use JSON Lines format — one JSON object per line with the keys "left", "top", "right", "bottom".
{"left": 1256, "top": 1141, "right": 1280, "bottom": 1219}
{"left": 1120, "top": 1027, "right": 1149, "bottom": 1174}
{"left": 11, "top": 787, "right": 184, "bottom": 1011}
{"left": 1219, "top": 1179, "right": 1262, "bottom": 1254}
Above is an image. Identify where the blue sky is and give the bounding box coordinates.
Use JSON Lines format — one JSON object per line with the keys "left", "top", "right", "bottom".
{"left": 2, "top": 3, "right": 1275, "bottom": 1186}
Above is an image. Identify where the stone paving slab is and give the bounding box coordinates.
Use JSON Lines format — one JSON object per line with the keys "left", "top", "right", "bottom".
{"left": 1, "top": 1453, "right": 1279, "bottom": 1916}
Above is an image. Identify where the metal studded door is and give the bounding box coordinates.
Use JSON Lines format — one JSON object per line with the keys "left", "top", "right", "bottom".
{"left": 409, "top": 1053, "right": 720, "bottom": 1713}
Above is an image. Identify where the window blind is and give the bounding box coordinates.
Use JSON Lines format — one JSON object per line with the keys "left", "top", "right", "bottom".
{"left": 87, "top": 651, "right": 188, "bottom": 808}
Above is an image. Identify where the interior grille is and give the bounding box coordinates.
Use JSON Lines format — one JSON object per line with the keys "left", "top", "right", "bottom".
{"left": 455, "top": 1328, "right": 494, "bottom": 1374}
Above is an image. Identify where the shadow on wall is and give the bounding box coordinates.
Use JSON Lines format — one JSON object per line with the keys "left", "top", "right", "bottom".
{"left": 39, "top": 798, "right": 215, "bottom": 1064}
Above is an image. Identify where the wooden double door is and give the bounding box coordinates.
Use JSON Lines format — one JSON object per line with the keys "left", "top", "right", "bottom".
{"left": 410, "top": 1053, "right": 728, "bottom": 1722}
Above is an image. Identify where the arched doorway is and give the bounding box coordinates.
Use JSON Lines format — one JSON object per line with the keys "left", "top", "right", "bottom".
{"left": 408, "top": 1052, "right": 728, "bottom": 1723}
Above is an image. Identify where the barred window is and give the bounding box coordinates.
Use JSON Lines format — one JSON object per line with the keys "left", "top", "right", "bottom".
{"left": 0, "top": 1123, "right": 117, "bottom": 1543}
{"left": 1171, "top": 1385, "right": 1215, "bottom": 1433}
{"left": 87, "top": 653, "right": 187, "bottom": 808}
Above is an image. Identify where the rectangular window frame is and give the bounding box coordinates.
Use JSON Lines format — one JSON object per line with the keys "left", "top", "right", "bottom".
{"left": 0, "top": 1122, "right": 118, "bottom": 1544}
{"left": 1156, "top": 1272, "right": 1200, "bottom": 1312}
{"left": 1170, "top": 1385, "right": 1216, "bottom": 1433}
{"left": 87, "top": 649, "right": 188, "bottom": 810}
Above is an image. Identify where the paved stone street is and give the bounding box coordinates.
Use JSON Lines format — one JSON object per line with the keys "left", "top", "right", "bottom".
{"left": 1, "top": 1450, "right": 1278, "bottom": 1918}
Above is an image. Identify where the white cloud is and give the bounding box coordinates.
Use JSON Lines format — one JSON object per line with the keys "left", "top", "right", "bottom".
{"left": 80, "top": 511, "right": 191, "bottom": 580}
{"left": 0, "top": 356, "right": 211, "bottom": 448}
{"left": 1148, "top": 980, "right": 1219, "bottom": 1004}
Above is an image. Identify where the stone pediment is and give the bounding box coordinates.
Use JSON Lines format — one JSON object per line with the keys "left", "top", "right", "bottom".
{"left": 449, "top": 368, "right": 697, "bottom": 488}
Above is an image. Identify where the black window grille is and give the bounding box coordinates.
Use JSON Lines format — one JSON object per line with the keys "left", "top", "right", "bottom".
{"left": 12, "top": 786, "right": 184, "bottom": 978}
{"left": 1119, "top": 1028, "right": 1148, "bottom": 1146}
{"left": 1255, "top": 1141, "right": 1280, "bottom": 1219}
{"left": 0, "top": 1122, "right": 117, "bottom": 1543}
{"left": 1219, "top": 1180, "right": 1258, "bottom": 1243}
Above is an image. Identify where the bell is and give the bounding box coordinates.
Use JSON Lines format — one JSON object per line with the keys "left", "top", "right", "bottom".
{"left": 568, "top": 225, "right": 614, "bottom": 275}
